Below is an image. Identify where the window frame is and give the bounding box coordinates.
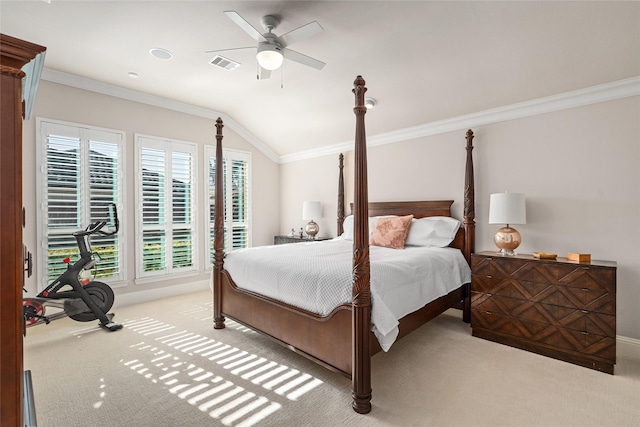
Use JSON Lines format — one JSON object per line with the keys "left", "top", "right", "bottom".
{"left": 35, "top": 118, "right": 126, "bottom": 291}
{"left": 135, "top": 133, "right": 198, "bottom": 279}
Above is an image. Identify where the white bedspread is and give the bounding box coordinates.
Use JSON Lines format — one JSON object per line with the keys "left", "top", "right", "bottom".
{"left": 220, "top": 238, "right": 470, "bottom": 351}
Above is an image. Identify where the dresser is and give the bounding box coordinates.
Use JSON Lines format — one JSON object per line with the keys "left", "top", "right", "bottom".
{"left": 471, "top": 251, "right": 616, "bottom": 374}
{"left": 274, "top": 235, "right": 332, "bottom": 245}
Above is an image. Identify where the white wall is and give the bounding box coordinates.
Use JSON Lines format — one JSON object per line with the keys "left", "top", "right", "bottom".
{"left": 22, "top": 81, "right": 281, "bottom": 297}
{"left": 280, "top": 96, "right": 640, "bottom": 340}
{"left": 279, "top": 154, "right": 343, "bottom": 239}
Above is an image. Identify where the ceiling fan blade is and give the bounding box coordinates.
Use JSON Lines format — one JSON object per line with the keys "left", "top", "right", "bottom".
{"left": 282, "top": 48, "right": 326, "bottom": 70}
{"left": 224, "top": 10, "right": 267, "bottom": 42}
{"left": 277, "top": 21, "right": 323, "bottom": 47}
{"left": 205, "top": 46, "right": 255, "bottom": 54}
{"left": 258, "top": 67, "right": 272, "bottom": 80}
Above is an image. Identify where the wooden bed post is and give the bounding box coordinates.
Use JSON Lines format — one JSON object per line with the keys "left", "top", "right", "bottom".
{"left": 351, "top": 76, "right": 372, "bottom": 414}
{"left": 213, "top": 118, "right": 226, "bottom": 329}
{"left": 337, "top": 153, "right": 345, "bottom": 236}
{"left": 462, "top": 129, "right": 476, "bottom": 323}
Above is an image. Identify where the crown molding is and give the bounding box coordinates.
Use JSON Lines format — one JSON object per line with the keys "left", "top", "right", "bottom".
{"left": 41, "top": 69, "right": 639, "bottom": 165}
{"left": 280, "top": 76, "right": 640, "bottom": 163}
{"left": 40, "top": 68, "right": 280, "bottom": 163}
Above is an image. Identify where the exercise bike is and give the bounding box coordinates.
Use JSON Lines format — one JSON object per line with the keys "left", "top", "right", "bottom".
{"left": 23, "top": 204, "right": 123, "bottom": 332}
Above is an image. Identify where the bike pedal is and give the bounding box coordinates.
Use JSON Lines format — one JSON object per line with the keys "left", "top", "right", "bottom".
{"left": 34, "top": 314, "right": 50, "bottom": 324}
{"left": 102, "top": 322, "right": 123, "bottom": 331}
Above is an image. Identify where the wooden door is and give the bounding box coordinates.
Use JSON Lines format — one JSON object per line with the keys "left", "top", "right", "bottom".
{"left": 0, "top": 33, "right": 46, "bottom": 427}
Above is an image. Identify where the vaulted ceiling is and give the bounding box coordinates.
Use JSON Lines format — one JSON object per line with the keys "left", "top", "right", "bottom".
{"left": 2, "top": 1, "right": 638, "bottom": 160}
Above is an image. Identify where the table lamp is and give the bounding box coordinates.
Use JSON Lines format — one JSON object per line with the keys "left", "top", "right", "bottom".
{"left": 303, "top": 201, "right": 322, "bottom": 239}
{"left": 489, "top": 192, "right": 526, "bottom": 256}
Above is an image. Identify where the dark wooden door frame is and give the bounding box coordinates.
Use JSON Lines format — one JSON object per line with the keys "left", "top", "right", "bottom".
{"left": 0, "top": 33, "right": 46, "bottom": 427}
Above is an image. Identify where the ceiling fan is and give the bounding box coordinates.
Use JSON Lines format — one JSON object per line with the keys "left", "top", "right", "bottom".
{"left": 208, "top": 10, "right": 326, "bottom": 80}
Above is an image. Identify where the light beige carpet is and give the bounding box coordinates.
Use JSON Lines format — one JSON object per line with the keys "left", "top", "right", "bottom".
{"left": 24, "top": 290, "right": 640, "bottom": 427}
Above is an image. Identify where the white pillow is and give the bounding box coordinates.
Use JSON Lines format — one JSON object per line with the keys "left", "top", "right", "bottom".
{"left": 340, "top": 215, "right": 355, "bottom": 239}
{"left": 340, "top": 215, "right": 396, "bottom": 240}
{"left": 405, "top": 216, "right": 461, "bottom": 247}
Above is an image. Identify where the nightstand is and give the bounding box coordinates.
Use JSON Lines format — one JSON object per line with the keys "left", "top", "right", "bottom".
{"left": 274, "top": 235, "right": 332, "bottom": 245}
{"left": 471, "top": 251, "right": 616, "bottom": 374}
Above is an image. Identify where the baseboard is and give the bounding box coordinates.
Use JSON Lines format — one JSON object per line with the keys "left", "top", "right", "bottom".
{"left": 617, "top": 335, "right": 640, "bottom": 361}
{"left": 112, "top": 280, "right": 210, "bottom": 309}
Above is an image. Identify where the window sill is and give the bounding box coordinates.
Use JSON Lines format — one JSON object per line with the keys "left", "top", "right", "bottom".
{"left": 134, "top": 270, "right": 200, "bottom": 286}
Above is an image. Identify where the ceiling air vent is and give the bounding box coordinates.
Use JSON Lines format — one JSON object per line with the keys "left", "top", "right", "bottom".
{"left": 209, "top": 55, "right": 241, "bottom": 71}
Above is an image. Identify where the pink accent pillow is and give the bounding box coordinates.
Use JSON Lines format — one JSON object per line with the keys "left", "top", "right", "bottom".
{"left": 370, "top": 215, "right": 414, "bottom": 249}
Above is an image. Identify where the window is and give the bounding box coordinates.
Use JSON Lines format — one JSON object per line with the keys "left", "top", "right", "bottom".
{"left": 37, "top": 119, "right": 124, "bottom": 290}
{"left": 205, "top": 147, "right": 251, "bottom": 261}
{"left": 136, "top": 135, "right": 197, "bottom": 278}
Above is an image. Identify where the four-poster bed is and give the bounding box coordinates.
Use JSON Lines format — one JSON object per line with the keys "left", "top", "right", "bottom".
{"left": 212, "top": 76, "right": 476, "bottom": 414}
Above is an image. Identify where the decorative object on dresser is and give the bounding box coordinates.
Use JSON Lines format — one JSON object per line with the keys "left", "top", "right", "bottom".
{"left": 471, "top": 251, "right": 616, "bottom": 374}
{"left": 533, "top": 252, "right": 557, "bottom": 260}
{"left": 488, "top": 192, "right": 526, "bottom": 256}
{"left": 302, "top": 200, "right": 322, "bottom": 239}
{"left": 568, "top": 252, "right": 591, "bottom": 263}
{"left": 274, "top": 235, "right": 331, "bottom": 245}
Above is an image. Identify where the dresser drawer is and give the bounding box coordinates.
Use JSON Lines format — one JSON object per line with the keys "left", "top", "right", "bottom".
{"left": 471, "top": 309, "right": 615, "bottom": 362}
{"left": 471, "top": 256, "right": 558, "bottom": 284}
{"left": 472, "top": 292, "right": 615, "bottom": 336}
{"left": 473, "top": 257, "right": 615, "bottom": 291}
{"left": 471, "top": 275, "right": 615, "bottom": 315}
{"left": 556, "top": 264, "right": 616, "bottom": 293}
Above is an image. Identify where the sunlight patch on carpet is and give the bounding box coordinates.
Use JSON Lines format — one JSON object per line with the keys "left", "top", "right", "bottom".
{"left": 92, "top": 378, "right": 107, "bottom": 409}
{"left": 120, "top": 317, "right": 325, "bottom": 425}
{"left": 121, "top": 347, "right": 280, "bottom": 426}
{"left": 69, "top": 324, "right": 106, "bottom": 337}
{"left": 178, "top": 300, "right": 213, "bottom": 322}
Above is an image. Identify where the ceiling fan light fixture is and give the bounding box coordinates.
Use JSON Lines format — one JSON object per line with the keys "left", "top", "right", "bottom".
{"left": 256, "top": 43, "right": 284, "bottom": 71}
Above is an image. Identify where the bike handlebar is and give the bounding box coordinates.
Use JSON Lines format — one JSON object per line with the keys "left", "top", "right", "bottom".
{"left": 73, "top": 221, "right": 105, "bottom": 237}
{"left": 72, "top": 204, "right": 119, "bottom": 237}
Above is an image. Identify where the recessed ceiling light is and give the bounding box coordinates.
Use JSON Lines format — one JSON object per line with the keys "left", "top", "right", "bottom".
{"left": 364, "top": 97, "right": 377, "bottom": 109}
{"left": 128, "top": 72, "right": 139, "bottom": 79}
{"left": 149, "top": 48, "right": 173, "bottom": 60}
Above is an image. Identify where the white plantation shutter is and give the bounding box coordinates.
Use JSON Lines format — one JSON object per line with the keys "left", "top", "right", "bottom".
{"left": 230, "top": 158, "right": 249, "bottom": 249}
{"left": 89, "top": 140, "right": 121, "bottom": 279}
{"left": 140, "top": 146, "right": 166, "bottom": 273}
{"left": 205, "top": 147, "right": 251, "bottom": 262}
{"left": 37, "top": 119, "right": 124, "bottom": 290}
{"left": 171, "top": 151, "right": 194, "bottom": 269}
{"left": 136, "top": 135, "right": 196, "bottom": 278}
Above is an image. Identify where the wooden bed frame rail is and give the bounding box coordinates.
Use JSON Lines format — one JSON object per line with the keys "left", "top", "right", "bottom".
{"left": 212, "top": 76, "right": 475, "bottom": 414}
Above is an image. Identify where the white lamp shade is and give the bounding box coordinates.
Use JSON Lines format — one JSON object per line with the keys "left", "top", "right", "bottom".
{"left": 489, "top": 193, "right": 526, "bottom": 225}
{"left": 256, "top": 44, "right": 284, "bottom": 70}
{"left": 302, "top": 201, "right": 322, "bottom": 220}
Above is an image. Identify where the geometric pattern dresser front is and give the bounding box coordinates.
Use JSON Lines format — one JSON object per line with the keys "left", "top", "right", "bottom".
{"left": 471, "top": 252, "right": 616, "bottom": 374}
